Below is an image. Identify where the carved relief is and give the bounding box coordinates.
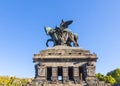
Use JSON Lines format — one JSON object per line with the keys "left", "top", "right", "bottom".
{"left": 35, "top": 63, "right": 46, "bottom": 78}
{"left": 86, "top": 66, "right": 95, "bottom": 77}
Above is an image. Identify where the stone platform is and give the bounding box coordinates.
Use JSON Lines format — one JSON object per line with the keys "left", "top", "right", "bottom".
{"left": 31, "top": 46, "right": 111, "bottom": 86}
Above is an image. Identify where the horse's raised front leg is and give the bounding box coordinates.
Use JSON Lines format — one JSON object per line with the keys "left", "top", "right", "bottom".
{"left": 46, "top": 39, "right": 53, "bottom": 47}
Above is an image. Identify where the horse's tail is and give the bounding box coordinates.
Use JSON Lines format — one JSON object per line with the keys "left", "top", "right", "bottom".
{"left": 74, "top": 33, "right": 78, "bottom": 41}
{"left": 74, "top": 33, "right": 79, "bottom": 46}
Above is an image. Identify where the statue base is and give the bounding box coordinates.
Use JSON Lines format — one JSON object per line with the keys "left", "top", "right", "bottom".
{"left": 29, "top": 46, "right": 111, "bottom": 86}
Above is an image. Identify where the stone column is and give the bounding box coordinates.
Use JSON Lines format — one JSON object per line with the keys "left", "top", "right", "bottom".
{"left": 63, "top": 67, "right": 68, "bottom": 83}
{"left": 79, "top": 72, "right": 82, "bottom": 80}
{"left": 52, "top": 67, "right": 58, "bottom": 83}
{"left": 73, "top": 67, "right": 79, "bottom": 83}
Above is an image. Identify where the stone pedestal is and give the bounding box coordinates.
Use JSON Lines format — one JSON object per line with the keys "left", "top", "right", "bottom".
{"left": 31, "top": 45, "right": 111, "bottom": 86}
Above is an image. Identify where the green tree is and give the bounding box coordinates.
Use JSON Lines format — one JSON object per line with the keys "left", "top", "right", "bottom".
{"left": 104, "top": 75, "right": 116, "bottom": 84}
{"left": 96, "top": 73, "right": 105, "bottom": 81}
{"left": 107, "top": 68, "right": 120, "bottom": 84}
{"left": 96, "top": 73, "right": 116, "bottom": 84}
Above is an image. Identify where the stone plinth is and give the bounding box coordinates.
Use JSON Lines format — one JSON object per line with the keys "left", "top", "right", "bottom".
{"left": 31, "top": 46, "right": 111, "bottom": 86}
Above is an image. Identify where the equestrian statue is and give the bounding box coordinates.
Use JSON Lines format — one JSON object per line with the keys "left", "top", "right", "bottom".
{"left": 44, "top": 20, "right": 79, "bottom": 47}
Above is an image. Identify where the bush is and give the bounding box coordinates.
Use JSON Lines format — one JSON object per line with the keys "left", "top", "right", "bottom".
{"left": 0, "top": 76, "right": 32, "bottom": 86}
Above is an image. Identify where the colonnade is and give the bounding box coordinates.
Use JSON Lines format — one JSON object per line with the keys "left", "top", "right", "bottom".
{"left": 46, "top": 66, "right": 84, "bottom": 83}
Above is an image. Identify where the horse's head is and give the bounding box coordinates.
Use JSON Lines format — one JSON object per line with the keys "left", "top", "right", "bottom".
{"left": 44, "top": 27, "right": 54, "bottom": 35}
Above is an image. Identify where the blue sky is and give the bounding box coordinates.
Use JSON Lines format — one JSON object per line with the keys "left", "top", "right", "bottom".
{"left": 0, "top": 0, "right": 120, "bottom": 78}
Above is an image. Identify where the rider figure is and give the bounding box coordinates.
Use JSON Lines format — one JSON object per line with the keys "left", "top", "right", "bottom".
{"left": 55, "top": 20, "right": 73, "bottom": 45}
{"left": 60, "top": 19, "right": 73, "bottom": 33}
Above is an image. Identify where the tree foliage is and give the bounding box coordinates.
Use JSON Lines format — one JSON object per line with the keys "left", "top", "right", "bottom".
{"left": 96, "top": 73, "right": 116, "bottom": 84}
{"left": 105, "top": 75, "right": 116, "bottom": 84}
{"left": 107, "top": 68, "right": 120, "bottom": 84}
{"left": 0, "top": 76, "right": 32, "bottom": 86}
{"left": 96, "top": 73, "right": 106, "bottom": 81}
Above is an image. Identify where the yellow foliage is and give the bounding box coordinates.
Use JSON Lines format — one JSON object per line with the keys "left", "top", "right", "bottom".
{"left": 0, "top": 76, "right": 33, "bottom": 86}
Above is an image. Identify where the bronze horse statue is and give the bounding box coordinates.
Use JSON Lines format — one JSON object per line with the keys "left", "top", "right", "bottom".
{"left": 44, "top": 27, "right": 61, "bottom": 47}
{"left": 44, "top": 27, "right": 79, "bottom": 47}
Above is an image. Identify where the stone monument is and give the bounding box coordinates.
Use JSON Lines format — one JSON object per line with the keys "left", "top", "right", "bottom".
{"left": 31, "top": 20, "right": 111, "bottom": 86}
